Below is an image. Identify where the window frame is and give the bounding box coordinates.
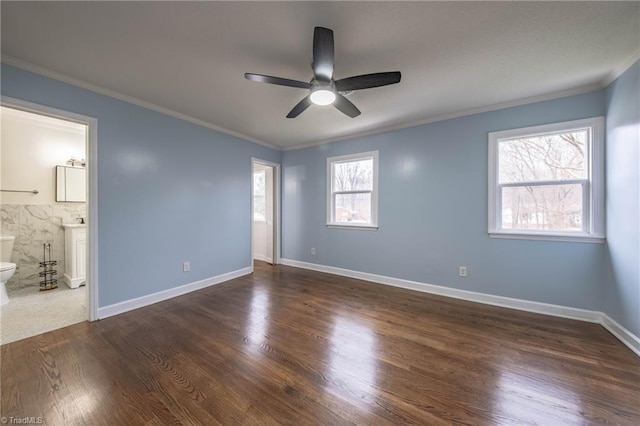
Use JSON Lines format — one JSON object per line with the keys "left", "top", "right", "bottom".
{"left": 488, "top": 117, "right": 605, "bottom": 243}
{"left": 326, "top": 151, "right": 379, "bottom": 230}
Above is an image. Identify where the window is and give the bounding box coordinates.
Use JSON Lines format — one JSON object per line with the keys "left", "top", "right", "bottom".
{"left": 253, "top": 169, "right": 266, "bottom": 221}
{"left": 327, "top": 151, "right": 378, "bottom": 229}
{"left": 488, "top": 117, "right": 604, "bottom": 242}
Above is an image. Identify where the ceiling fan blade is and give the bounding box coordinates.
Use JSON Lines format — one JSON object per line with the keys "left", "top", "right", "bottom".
{"left": 333, "top": 94, "right": 361, "bottom": 118}
{"left": 245, "top": 73, "right": 311, "bottom": 89}
{"left": 312, "top": 27, "right": 334, "bottom": 82}
{"left": 335, "top": 72, "right": 402, "bottom": 92}
{"left": 286, "top": 96, "right": 313, "bottom": 118}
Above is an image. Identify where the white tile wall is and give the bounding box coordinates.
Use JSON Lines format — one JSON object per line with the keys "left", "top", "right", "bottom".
{"left": 0, "top": 203, "right": 86, "bottom": 291}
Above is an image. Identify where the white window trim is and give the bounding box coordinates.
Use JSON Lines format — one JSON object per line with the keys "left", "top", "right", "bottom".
{"left": 326, "top": 151, "right": 379, "bottom": 230}
{"left": 488, "top": 117, "right": 605, "bottom": 243}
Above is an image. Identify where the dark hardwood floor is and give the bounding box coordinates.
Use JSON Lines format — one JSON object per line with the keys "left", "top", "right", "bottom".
{"left": 1, "top": 262, "right": 639, "bottom": 425}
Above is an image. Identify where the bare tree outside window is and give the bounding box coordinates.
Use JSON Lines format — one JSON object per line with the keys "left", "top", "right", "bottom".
{"left": 489, "top": 117, "right": 604, "bottom": 242}
{"left": 328, "top": 152, "right": 378, "bottom": 227}
{"left": 498, "top": 130, "right": 586, "bottom": 231}
{"left": 333, "top": 159, "right": 373, "bottom": 223}
{"left": 334, "top": 159, "right": 373, "bottom": 191}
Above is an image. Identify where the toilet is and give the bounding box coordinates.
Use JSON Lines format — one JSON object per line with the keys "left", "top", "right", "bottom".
{"left": 0, "top": 234, "right": 17, "bottom": 306}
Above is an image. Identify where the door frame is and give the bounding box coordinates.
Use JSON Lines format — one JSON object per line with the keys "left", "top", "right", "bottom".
{"left": 251, "top": 158, "right": 280, "bottom": 267}
{"left": 2, "top": 96, "right": 99, "bottom": 321}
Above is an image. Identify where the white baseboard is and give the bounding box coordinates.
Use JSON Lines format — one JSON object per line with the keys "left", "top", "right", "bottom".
{"left": 600, "top": 313, "right": 640, "bottom": 357}
{"left": 253, "top": 254, "right": 268, "bottom": 262}
{"left": 280, "top": 259, "right": 599, "bottom": 322}
{"left": 280, "top": 258, "right": 639, "bottom": 357}
{"left": 97, "top": 266, "right": 253, "bottom": 319}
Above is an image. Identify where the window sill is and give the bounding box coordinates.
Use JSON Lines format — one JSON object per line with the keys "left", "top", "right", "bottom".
{"left": 327, "top": 223, "right": 378, "bottom": 230}
{"left": 489, "top": 231, "right": 605, "bottom": 243}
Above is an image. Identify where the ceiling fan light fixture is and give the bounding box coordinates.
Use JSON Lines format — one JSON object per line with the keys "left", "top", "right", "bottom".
{"left": 310, "top": 87, "right": 336, "bottom": 106}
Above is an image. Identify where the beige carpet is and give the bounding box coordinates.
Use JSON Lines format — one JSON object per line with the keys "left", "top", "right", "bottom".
{"left": 0, "top": 284, "right": 87, "bottom": 344}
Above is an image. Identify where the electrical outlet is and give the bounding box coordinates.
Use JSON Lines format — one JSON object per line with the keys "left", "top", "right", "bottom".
{"left": 311, "top": 247, "right": 316, "bottom": 255}
{"left": 183, "top": 261, "right": 191, "bottom": 272}
{"left": 459, "top": 266, "right": 467, "bottom": 277}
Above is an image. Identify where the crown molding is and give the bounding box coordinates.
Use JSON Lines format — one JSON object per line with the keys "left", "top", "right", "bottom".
{"left": 4, "top": 52, "right": 634, "bottom": 153}
{"left": 601, "top": 47, "right": 640, "bottom": 87}
{"left": 1, "top": 56, "right": 281, "bottom": 151}
{"left": 283, "top": 82, "right": 603, "bottom": 151}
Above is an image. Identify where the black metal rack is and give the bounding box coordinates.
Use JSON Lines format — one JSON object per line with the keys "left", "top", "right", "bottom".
{"left": 39, "top": 243, "right": 58, "bottom": 291}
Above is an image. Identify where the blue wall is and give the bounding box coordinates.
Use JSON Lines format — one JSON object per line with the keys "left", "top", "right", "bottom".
{"left": 1, "top": 64, "right": 281, "bottom": 307}
{"left": 605, "top": 61, "right": 640, "bottom": 337}
{"left": 282, "top": 91, "right": 607, "bottom": 310}
{"left": 4, "top": 60, "right": 637, "bottom": 335}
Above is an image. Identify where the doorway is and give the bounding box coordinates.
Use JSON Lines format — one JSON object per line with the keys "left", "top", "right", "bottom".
{"left": 1, "top": 97, "right": 98, "bottom": 344}
{"left": 251, "top": 159, "right": 279, "bottom": 266}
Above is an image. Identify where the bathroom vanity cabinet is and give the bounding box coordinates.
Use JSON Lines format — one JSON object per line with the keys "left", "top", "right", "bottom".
{"left": 62, "top": 224, "right": 86, "bottom": 288}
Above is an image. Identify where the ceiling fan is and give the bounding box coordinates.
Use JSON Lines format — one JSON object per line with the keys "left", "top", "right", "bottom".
{"left": 245, "top": 27, "right": 401, "bottom": 118}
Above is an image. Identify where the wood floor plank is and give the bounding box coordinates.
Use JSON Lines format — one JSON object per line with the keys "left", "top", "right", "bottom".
{"left": 2, "top": 261, "right": 639, "bottom": 425}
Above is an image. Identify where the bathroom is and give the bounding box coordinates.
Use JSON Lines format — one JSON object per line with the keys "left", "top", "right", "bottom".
{"left": 0, "top": 106, "right": 88, "bottom": 344}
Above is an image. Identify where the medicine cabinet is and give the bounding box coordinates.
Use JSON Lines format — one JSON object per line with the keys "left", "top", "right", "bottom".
{"left": 56, "top": 166, "right": 86, "bottom": 202}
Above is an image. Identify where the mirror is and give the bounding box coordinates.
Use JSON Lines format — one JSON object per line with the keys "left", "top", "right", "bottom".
{"left": 56, "top": 166, "right": 86, "bottom": 202}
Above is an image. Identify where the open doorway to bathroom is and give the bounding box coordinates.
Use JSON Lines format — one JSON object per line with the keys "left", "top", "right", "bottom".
{"left": 251, "top": 159, "right": 280, "bottom": 266}
{"left": 0, "top": 101, "right": 96, "bottom": 344}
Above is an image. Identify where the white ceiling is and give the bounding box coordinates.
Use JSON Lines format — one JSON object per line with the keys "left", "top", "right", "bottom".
{"left": 1, "top": 2, "right": 638, "bottom": 150}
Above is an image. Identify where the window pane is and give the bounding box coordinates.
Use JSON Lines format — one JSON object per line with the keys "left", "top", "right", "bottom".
{"left": 253, "top": 170, "right": 266, "bottom": 221}
{"left": 499, "top": 130, "right": 587, "bottom": 183}
{"left": 253, "top": 170, "right": 265, "bottom": 196}
{"left": 253, "top": 195, "right": 265, "bottom": 221}
{"left": 334, "top": 193, "right": 371, "bottom": 224}
{"left": 333, "top": 159, "right": 373, "bottom": 191}
{"left": 501, "top": 184, "right": 583, "bottom": 231}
